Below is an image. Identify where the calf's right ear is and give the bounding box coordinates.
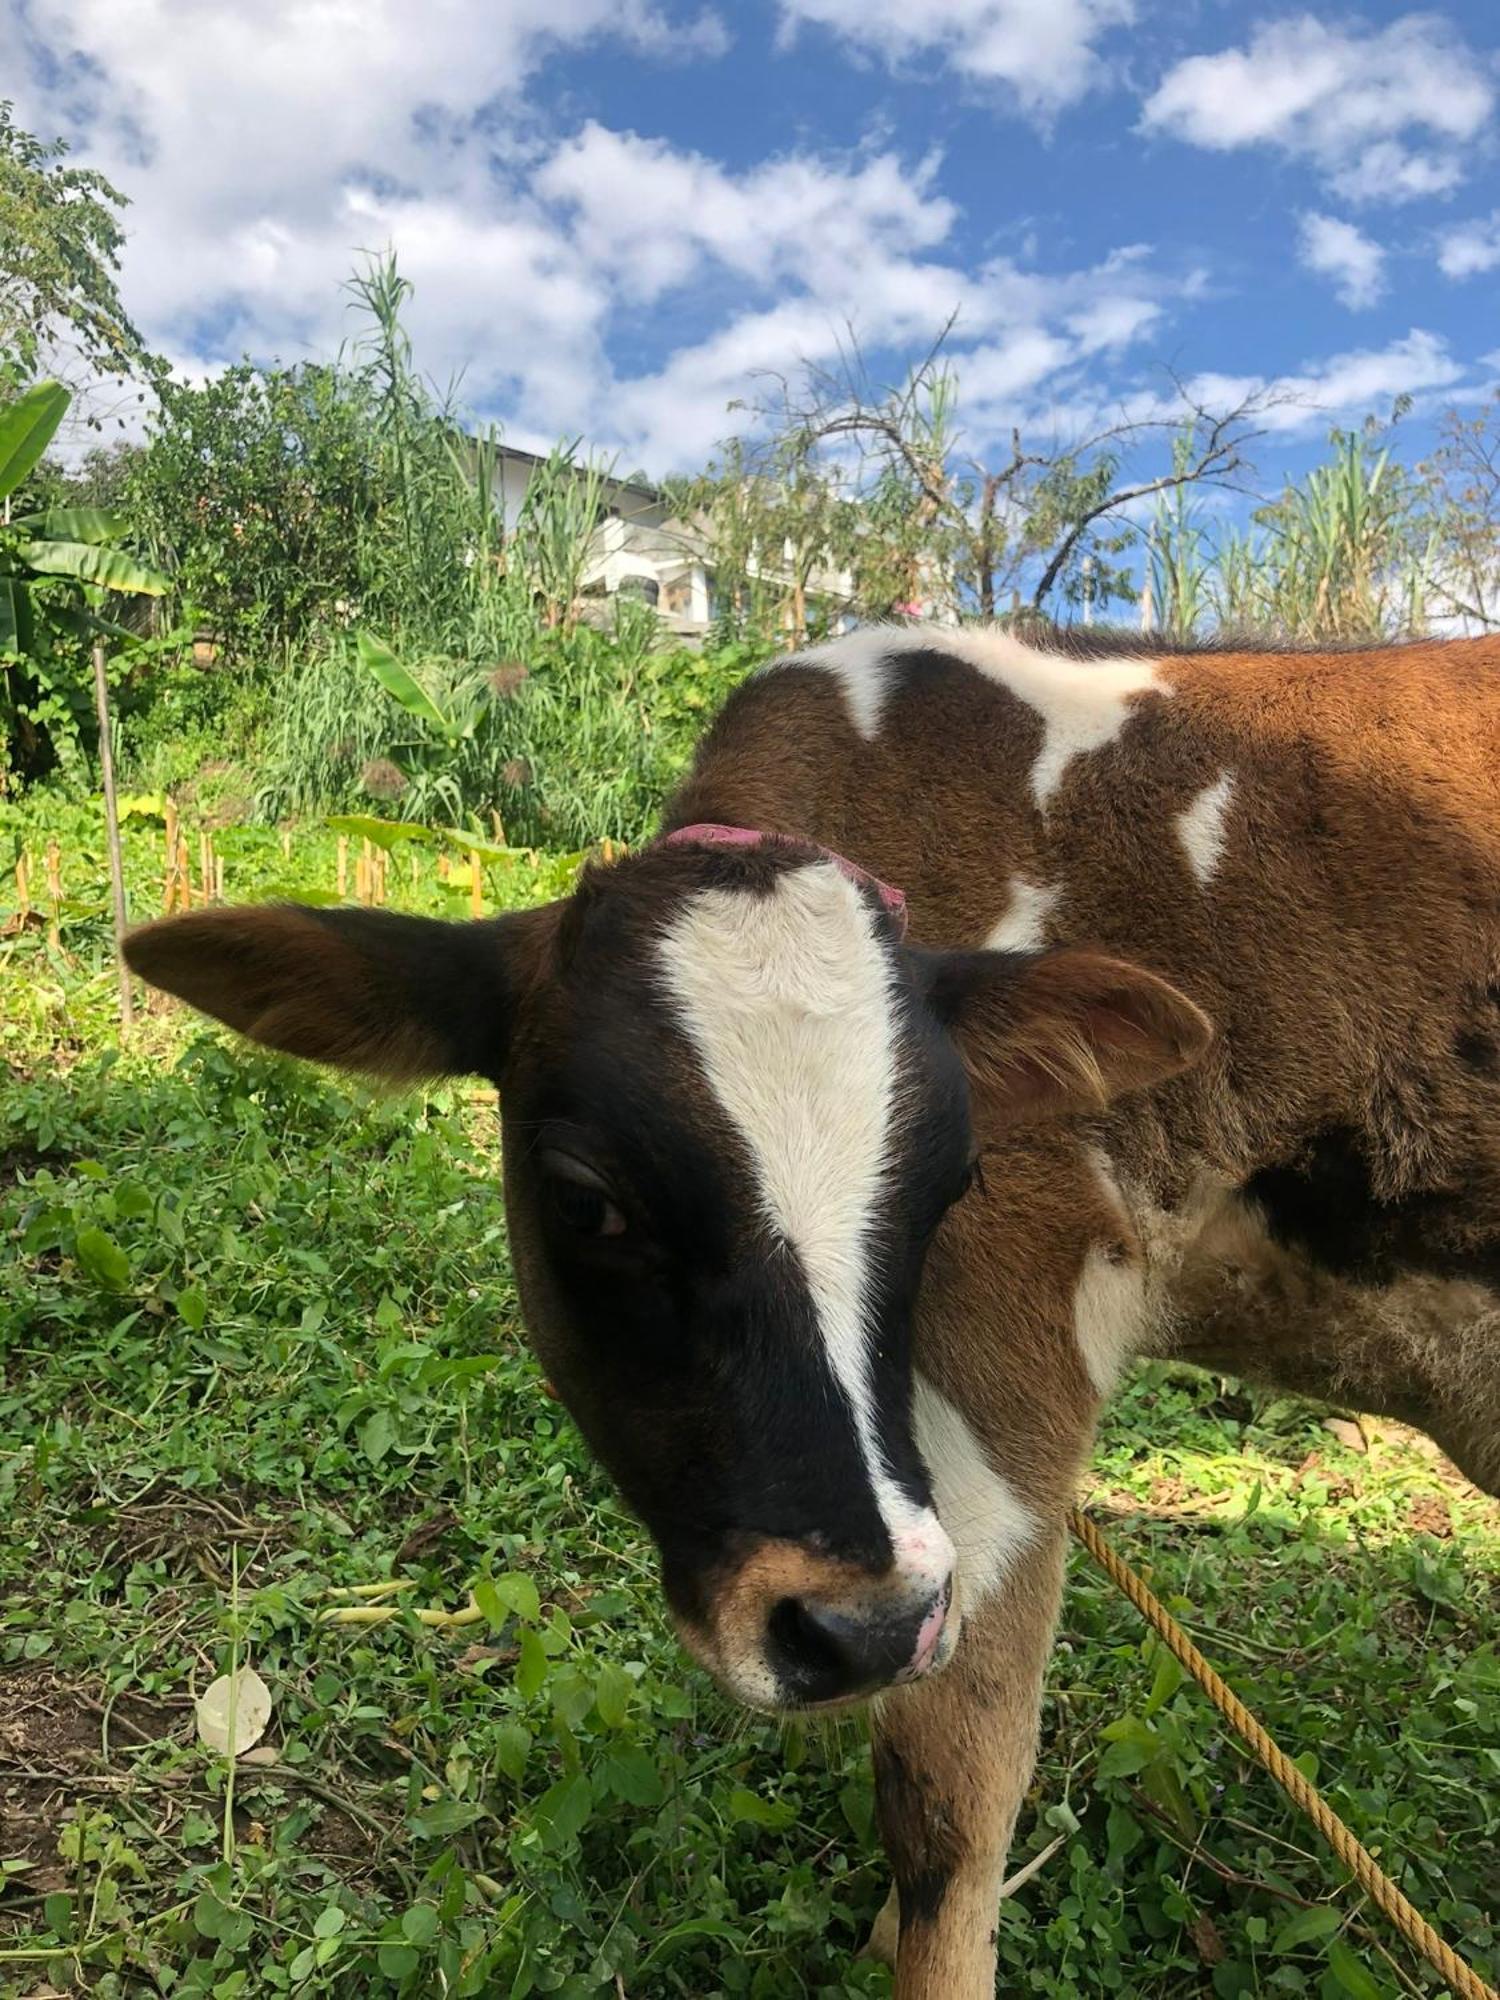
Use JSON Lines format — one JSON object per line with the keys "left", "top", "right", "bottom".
{"left": 123, "top": 901, "right": 562, "bottom": 1082}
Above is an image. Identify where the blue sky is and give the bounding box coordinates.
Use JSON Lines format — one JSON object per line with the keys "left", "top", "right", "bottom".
{"left": 9, "top": 2, "right": 1500, "bottom": 497}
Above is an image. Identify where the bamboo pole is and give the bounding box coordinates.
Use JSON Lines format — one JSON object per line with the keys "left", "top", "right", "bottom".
{"left": 44, "top": 839, "right": 62, "bottom": 950}
{"left": 337, "top": 834, "right": 349, "bottom": 900}
{"left": 176, "top": 835, "right": 192, "bottom": 909}
{"left": 281, "top": 828, "right": 291, "bottom": 860}
{"left": 470, "top": 861, "right": 483, "bottom": 919}
{"left": 15, "top": 851, "right": 30, "bottom": 922}
{"left": 163, "top": 799, "right": 179, "bottom": 912}
{"left": 92, "top": 644, "right": 135, "bottom": 1029}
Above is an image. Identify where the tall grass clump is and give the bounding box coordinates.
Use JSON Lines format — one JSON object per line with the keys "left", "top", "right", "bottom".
{"left": 255, "top": 623, "right": 756, "bottom": 848}
{"left": 1149, "top": 418, "right": 1434, "bottom": 644}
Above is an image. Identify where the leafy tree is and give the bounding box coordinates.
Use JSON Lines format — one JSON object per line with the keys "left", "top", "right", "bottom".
{"left": 0, "top": 100, "right": 149, "bottom": 401}
{"left": 128, "top": 361, "right": 383, "bottom": 658}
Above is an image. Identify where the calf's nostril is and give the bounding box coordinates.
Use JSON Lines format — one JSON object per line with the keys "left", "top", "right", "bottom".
{"left": 764, "top": 1589, "right": 947, "bottom": 1705}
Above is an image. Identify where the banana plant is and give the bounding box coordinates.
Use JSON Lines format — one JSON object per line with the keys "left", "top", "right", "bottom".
{"left": 1, "top": 379, "right": 172, "bottom": 778}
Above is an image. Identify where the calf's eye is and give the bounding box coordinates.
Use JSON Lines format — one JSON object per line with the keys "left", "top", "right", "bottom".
{"left": 541, "top": 1153, "right": 627, "bottom": 1240}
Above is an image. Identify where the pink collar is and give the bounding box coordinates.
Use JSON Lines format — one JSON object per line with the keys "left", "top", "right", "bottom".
{"left": 664, "top": 822, "right": 908, "bottom": 935}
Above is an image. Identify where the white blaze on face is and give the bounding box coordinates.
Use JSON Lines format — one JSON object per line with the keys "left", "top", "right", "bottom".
{"left": 656, "top": 862, "right": 953, "bottom": 1591}
{"left": 1174, "top": 770, "right": 1236, "bottom": 886}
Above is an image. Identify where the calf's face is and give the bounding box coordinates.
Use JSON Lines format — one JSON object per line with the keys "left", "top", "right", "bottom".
{"left": 126, "top": 840, "right": 1208, "bottom": 1710}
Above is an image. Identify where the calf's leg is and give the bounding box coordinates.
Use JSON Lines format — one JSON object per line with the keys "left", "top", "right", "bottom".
{"left": 871, "top": 1529, "right": 1068, "bottom": 1999}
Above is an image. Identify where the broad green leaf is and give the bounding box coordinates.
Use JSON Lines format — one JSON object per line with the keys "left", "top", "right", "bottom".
{"left": 488, "top": 1572, "right": 540, "bottom": 1625}
{"left": 1142, "top": 1649, "right": 1185, "bottom": 1716}
{"left": 0, "top": 381, "right": 69, "bottom": 499}
{"left": 325, "top": 812, "right": 433, "bottom": 850}
{"left": 1326, "top": 1938, "right": 1388, "bottom": 1999}
{"left": 593, "top": 1661, "right": 633, "bottom": 1729}
{"left": 532, "top": 1772, "right": 593, "bottom": 1848}
{"left": 408, "top": 1798, "right": 480, "bottom": 1839}
{"left": 493, "top": 1720, "right": 531, "bottom": 1781}
{"left": 376, "top": 1943, "right": 420, "bottom": 1980}
{"left": 1272, "top": 1904, "right": 1342, "bottom": 1953}
{"left": 10, "top": 506, "right": 130, "bottom": 543}
{"left": 75, "top": 1226, "right": 131, "bottom": 1290}
{"left": 177, "top": 1287, "right": 207, "bottom": 1331}
{"left": 0, "top": 576, "right": 33, "bottom": 657}
{"left": 20, "top": 539, "right": 171, "bottom": 595}
{"left": 600, "top": 1745, "right": 664, "bottom": 1808}
{"left": 441, "top": 826, "right": 521, "bottom": 864}
{"left": 360, "top": 1408, "right": 397, "bottom": 1466}
{"left": 400, "top": 1903, "right": 439, "bottom": 1947}
{"left": 312, "top": 1905, "right": 346, "bottom": 1939}
{"left": 514, "top": 1625, "right": 549, "bottom": 1699}
{"left": 357, "top": 630, "right": 453, "bottom": 734}
{"left": 728, "top": 1785, "right": 797, "bottom": 1830}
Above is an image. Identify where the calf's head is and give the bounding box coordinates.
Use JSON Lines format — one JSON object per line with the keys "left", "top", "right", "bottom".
{"left": 126, "top": 839, "right": 1208, "bottom": 1709}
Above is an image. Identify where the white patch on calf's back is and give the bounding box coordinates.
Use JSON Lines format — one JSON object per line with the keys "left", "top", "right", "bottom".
{"left": 985, "top": 877, "right": 1060, "bottom": 953}
{"left": 1174, "top": 771, "right": 1236, "bottom": 886}
{"left": 763, "top": 623, "right": 1166, "bottom": 804}
{"left": 764, "top": 626, "right": 905, "bottom": 740}
{"left": 657, "top": 863, "right": 950, "bottom": 1577}
{"left": 912, "top": 1375, "right": 1038, "bottom": 1606}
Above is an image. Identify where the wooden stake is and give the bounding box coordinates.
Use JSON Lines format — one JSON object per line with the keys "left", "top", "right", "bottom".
{"left": 15, "top": 851, "right": 30, "bottom": 921}
{"left": 337, "top": 834, "right": 349, "bottom": 899}
{"left": 490, "top": 809, "right": 505, "bottom": 846}
{"left": 214, "top": 855, "right": 225, "bottom": 902}
{"left": 470, "top": 861, "right": 483, "bottom": 919}
{"left": 92, "top": 644, "right": 136, "bottom": 1028}
{"left": 199, "top": 830, "right": 214, "bottom": 904}
{"left": 45, "top": 839, "right": 62, "bottom": 950}
{"left": 163, "top": 799, "right": 179, "bottom": 913}
{"left": 281, "top": 828, "right": 291, "bottom": 860}
{"left": 176, "top": 835, "right": 192, "bottom": 909}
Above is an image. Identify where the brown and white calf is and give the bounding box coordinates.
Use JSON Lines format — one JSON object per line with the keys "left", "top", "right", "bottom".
{"left": 126, "top": 626, "right": 1500, "bottom": 1996}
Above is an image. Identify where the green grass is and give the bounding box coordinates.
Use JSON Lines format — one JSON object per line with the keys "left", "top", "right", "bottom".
{"left": 2, "top": 800, "right": 1497, "bottom": 1999}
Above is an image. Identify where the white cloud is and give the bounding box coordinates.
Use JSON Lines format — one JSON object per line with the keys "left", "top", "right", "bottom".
{"left": 18, "top": 0, "right": 1457, "bottom": 486}
{"left": 1188, "top": 330, "right": 1463, "bottom": 436}
{"left": 1142, "top": 14, "right": 1495, "bottom": 205}
{"left": 536, "top": 125, "right": 957, "bottom": 304}
{"left": 8, "top": 0, "right": 1201, "bottom": 471}
{"left": 775, "top": 0, "right": 1135, "bottom": 113}
{"left": 1437, "top": 211, "right": 1500, "bottom": 279}
{"left": 1297, "top": 212, "right": 1387, "bottom": 309}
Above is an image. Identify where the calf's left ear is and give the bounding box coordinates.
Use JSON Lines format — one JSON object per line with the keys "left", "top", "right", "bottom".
{"left": 920, "top": 945, "right": 1213, "bottom": 1122}
{"left": 124, "top": 901, "right": 561, "bottom": 1082}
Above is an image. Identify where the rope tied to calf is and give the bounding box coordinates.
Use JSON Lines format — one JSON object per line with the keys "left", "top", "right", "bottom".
{"left": 1069, "top": 1507, "right": 1498, "bottom": 2000}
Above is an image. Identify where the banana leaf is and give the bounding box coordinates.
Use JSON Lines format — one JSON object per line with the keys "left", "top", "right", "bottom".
{"left": 0, "top": 381, "right": 68, "bottom": 501}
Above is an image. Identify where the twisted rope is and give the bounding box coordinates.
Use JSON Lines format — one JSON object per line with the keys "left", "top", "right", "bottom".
{"left": 1069, "top": 1507, "right": 1498, "bottom": 2000}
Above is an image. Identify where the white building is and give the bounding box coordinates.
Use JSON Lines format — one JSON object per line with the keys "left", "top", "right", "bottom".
{"left": 487, "top": 442, "right": 857, "bottom": 642}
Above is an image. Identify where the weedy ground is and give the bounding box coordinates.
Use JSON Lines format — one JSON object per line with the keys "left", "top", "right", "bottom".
{"left": 1, "top": 807, "right": 1497, "bottom": 1999}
